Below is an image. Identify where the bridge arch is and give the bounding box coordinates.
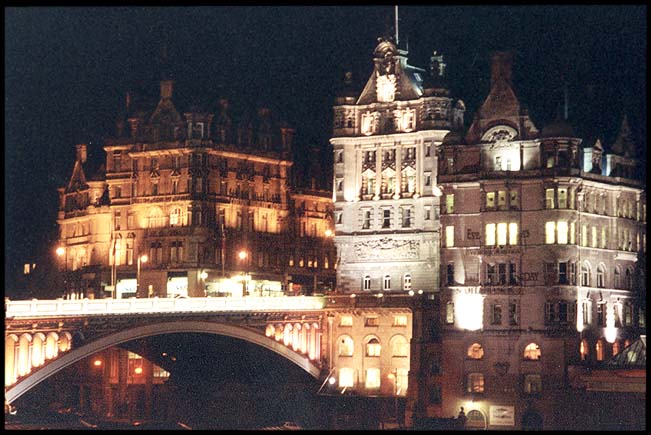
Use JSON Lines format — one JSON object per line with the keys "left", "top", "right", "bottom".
{"left": 6, "top": 320, "right": 322, "bottom": 405}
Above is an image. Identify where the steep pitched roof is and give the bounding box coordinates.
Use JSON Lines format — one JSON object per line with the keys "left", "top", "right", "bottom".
{"left": 610, "top": 115, "right": 635, "bottom": 157}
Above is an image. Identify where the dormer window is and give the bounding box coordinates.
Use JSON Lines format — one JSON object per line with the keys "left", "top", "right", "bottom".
{"left": 376, "top": 74, "right": 396, "bottom": 102}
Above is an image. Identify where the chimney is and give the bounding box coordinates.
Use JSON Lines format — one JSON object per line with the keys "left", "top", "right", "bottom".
{"left": 490, "top": 51, "right": 513, "bottom": 87}
{"left": 76, "top": 144, "right": 87, "bottom": 163}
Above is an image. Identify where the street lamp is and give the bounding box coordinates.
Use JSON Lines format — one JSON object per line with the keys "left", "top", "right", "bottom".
{"left": 137, "top": 254, "right": 148, "bottom": 298}
{"left": 238, "top": 250, "right": 248, "bottom": 297}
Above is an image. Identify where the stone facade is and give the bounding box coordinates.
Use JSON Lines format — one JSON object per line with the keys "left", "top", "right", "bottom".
{"left": 56, "top": 78, "right": 336, "bottom": 299}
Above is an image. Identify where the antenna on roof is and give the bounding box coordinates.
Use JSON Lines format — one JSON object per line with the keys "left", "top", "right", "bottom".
{"left": 395, "top": 5, "right": 399, "bottom": 46}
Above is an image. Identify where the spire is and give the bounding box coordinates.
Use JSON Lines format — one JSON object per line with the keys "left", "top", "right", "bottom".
{"left": 159, "top": 43, "right": 174, "bottom": 99}
{"left": 611, "top": 114, "right": 635, "bottom": 157}
{"left": 394, "top": 5, "right": 399, "bottom": 47}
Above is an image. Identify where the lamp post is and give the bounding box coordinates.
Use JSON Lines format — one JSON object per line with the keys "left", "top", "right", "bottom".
{"left": 238, "top": 250, "right": 248, "bottom": 297}
{"left": 137, "top": 254, "right": 148, "bottom": 298}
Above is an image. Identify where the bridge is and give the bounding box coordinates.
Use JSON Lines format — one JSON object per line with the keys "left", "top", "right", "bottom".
{"left": 5, "top": 294, "right": 418, "bottom": 407}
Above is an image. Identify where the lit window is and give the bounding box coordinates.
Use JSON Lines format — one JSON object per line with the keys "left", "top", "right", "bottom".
{"left": 467, "top": 343, "right": 484, "bottom": 359}
{"left": 545, "top": 221, "right": 556, "bottom": 244}
{"left": 558, "top": 188, "right": 567, "bottom": 208}
{"left": 365, "top": 368, "right": 381, "bottom": 389}
{"left": 391, "top": 335, "right": 409, "bottom": 357}
{"left": 570, "top": 222, "right": 576, "bottom": 244}
{"left": 365, "top": 317, "right": 379, "bottom": 327}
{"left": 393, "top": 315, "right": 408, "bottom": 326}
{"left": 523, "top": 374, "right": 542, "bottom": 394}
{"left": 545, "top": 188, "right": 555, "bottom": 209}
{"left": 445, "top": 194, "right": 455, "bottom": 214}
{"left": 339, "top": 316, "right": 353, "bottom": 327}
{"left": 446, "top": 301, "right": 454, "bottom": 324}
{"left": 363, "top": 275, "right": 371, "bottom": 291}
{"left": 466, "top": 373, "right": 485, "bottom": 393}
{"left": 485, "top": 223, "right": 496, "bottom": 246}
{"left": 581, "top": 225, "right": 588, "bottom": 246}
{"left": 339, "top": 368, "right": 354, "bottom": 387}
{"left": 508, "top": 223, "right": 518, "bottom": 245}
{"left": 338, "top": 335, "right": 354, "bottom": 356}
{"left": 557, "top": 221, "right": 568, "bottom": 244}
{"left": 445, "top": 226, "right": 455, "bottom": 248}
{"left": 498, "top": 190, "right": 507, "bottom": 210}
{"left": 581, "top": 262, "right": 591, "bottom": 287}
{"left": 591, "top": 226, "right": 598, "bottom": 248}
{"left": 596, "top": 264, "right": 605, "bottom": 288}
{"left": 579, "top": 339, "right": 589, "bottom": 361}
{"left": 497, "top": 222, "right": 508, "bottom": 246}
{"left": 601, "top": 227, "right": 607, "bottom": 249}
{"left": 509, "top": 190, "right": 519, "bottom": 209}
{"left": 523, "top": 343, "right": 541, "bottom": 360}
{"left": 486, "top": 192, "right": 495, "bottom": 209}
{"left": 366, "top": 338, "right": 381, "bottom": 357}
{"left": 612, "top": 340, "right": 621, "bottom": 356}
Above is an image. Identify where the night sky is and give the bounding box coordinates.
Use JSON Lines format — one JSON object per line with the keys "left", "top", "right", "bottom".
{"left": 4, "top": 6, "right": 646, "bottom": 290}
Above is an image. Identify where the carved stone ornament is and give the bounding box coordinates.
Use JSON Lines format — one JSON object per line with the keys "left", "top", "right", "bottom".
{"left": 482, "top": 125, "right": 517, "bottom": 143}
{"left": 354, "top": 238, "right": 419, "bottom": 260}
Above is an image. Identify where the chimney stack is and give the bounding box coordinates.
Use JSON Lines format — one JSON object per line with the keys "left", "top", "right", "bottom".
{"left": 490, "top": 51, "right": 514, "bottom": 87}
{"left": 76, "top": 143, "right": 87, "bottom": 163}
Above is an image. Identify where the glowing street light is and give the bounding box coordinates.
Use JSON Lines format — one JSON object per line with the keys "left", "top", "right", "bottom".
{"left": 324, "top": 229, "right": 333, "bottom": 238}
{"left": 56, "top": 246, "right": 65, "bottom": 257}
{"left": 137, "top": 254, "right": 148, "bottom": 298}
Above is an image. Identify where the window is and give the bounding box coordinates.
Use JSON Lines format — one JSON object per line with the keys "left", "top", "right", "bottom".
{"left": 545, "top": 221, "right": 556, "bottom": 244}
{"left": 612, "top": 340, "right": 621, "bottom": 356}
{"left": 523, "top": 374, "right": 542, "bottom": 394}
{"left": 382, "top": 209, "right": 391, "bottom": 228}
{"left": 523, "top": 343, "right": 541, "bottom": 360}
{"left": 363, "top": 275, "right": 371, "bottom": 291}
{"left": 570, "top": 222, "right": 576, "bottom": 244}
{"left": 486, "top": 263, "right": 496, "bottom": 285}
{"left": 383, "top": 274, "right": 391, "bottom": 290}
{"left": 402, "top": 208, "right": 412, "bottom": 227}
{"left": 601, "top": 227, "right": 607, "bottom": 249}
{"left": 557, "top": 221, "right": 568, "bottom": 244}
{"left": 558, "top": 262, "right": 568, "bottom": 284}
{"left": 597, "top": 303, "right": 605, "bottom": 326}
{"left": 596, "top": 264, "right": 606, "bottom": 288}
{"left": 446, "top": 301, "right": 454, "bottom": 324}
{"left": 486, "top": 192, "right": 495, "bottom": 209}
{"left": 339, "top": 316, "right": 353, "bottom": 327}
{"left": 558, "top": 188, "right": 567, "bottom": 208}
{"left": 466, "top": 373, "right": 485, "bottom": 393}
{"left": 581, "top": 262, "right": 591, "bottom": 287}
{"left": 485, "top": 223, "right": 496, "bottom": 246}
{"left": 169, "top": 207, "right": 181, "bottom": 226}
{"left": 591, "top": 226, "right": 598, "bottom": 248}
{"left": 365, "top": 317, "right": 379, "bottom": 327}
{"left": 491, "top": 303, "right": 502, "bottom": 325}
{"left": 545, "top": 188, "right": 555, "bottom": 209}
{"left": 429, "top": 385, "right": 442, "bottom": 404}
{"left": 446, "top": 263, "right": 455, "bottom": 286}
{"left": 445, "top": 226, "right": 455, "bottom": 247}
{"left": 424, "top": 206, "right": 431, "bottom": 220}
{"left": 509, "top": 223, "right": 518, "bottom": 245}
{"left": 497, "top": 223, "right": 508, "bottom": 246}
{"left": 391, "top": 335, "right": 409, "bottom": 357}
{"left": 595, "top": 339, "right": 605, "bottom": 361}
{"left": 509, "top": 262, "right": 517, "bottom": 285}
{"left": 338, "top": 368, "right": 354, "bottom": 388}
{"left": 510, "top": 190, "right": 519, "bottom": 209}
{"left": 467, "top": 343, "right": 484, "bottom": 359}
{"left": 509, "top": 302, "right": 519, "bottom": 325}
{"left": 365, "top": 368, "right": 381, "bottom": 389}
{"left": 338, "top": 336, "right": 354, "bottom": 356}
{"left": 498, "top": 190, "right": 507, "bottom": 210}
{"left": 580, "top": 339, "right": 589, "bottom": 361}
{"left": 498, "top": 263, "right": 507, "bottom": 285}
{"left": 393, "top": 315, "right": 408, "bottom": 327}
{"left": 581, "top": 225, "right": 588, "bottom": 246}
{"left": 582, "top": 300, "right": 591, "bottom": 325}
{"left": 366, "top": 338, "right": 381, "bottom": 357}
{"left": 403, "top": 274, "right": 412, "bottom": 291}
{"left": 445, "top": 194, "right": 455, "bottom": 213}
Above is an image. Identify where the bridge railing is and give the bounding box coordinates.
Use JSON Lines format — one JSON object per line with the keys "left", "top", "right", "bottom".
{"left": 5, "top": 296, "right": 327, "bottom": 318}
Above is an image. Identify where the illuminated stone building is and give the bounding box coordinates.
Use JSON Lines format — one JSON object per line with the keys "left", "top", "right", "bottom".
{"left": 56, "top": 73, "right": 336, "bottom": 299}
{"left": 431, "top": 51, "right": 646, "bottom": 429}
{"left": 331, "top": 37, "right": 465, "bottom": 294}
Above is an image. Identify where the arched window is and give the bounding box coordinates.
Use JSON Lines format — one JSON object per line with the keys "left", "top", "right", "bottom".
{"left": 363, "top": 275, "right": 371, "bottom": 291}
{"left": 612, "top": 340, "right": 621, "bottom": 356}
{"left": 466, "top": 409, "right": 487, "bottom": 430}
{"left": 169, "top": 207, "right": 182, "bottom": 226}
{"left": 614, "top": 266, "right": 621, "bottom": 288}
{"left": 467, "top": 343, "right": 484, "bottom": 360}
{"left": 580, "top": 339, "right": 589, "bottom": 361}
{"left": 595, "top": 339, "right": 605, "bottom": 361}
{"left": 625, "top": 268, "right": 633, "bottom": 289}
{"left": 597, "top": 264, "right": 606, "bottom": 288}
{"left": 383, "top": 274, "right": 391, "bottom": 290}
{"left": 390, "top": 335, "right": 409, "bottom": 357}
{"left": 365, "top": 338, "right": 381, "bottom": 357}
{"left": 338, "top": 335, "right": 354, "bottom": 357}
{"left": 148, "top": 207, "right": 165, "bottom": 228}
{"left": 523, "top": 343, "right": 541, "bottom": 360}
{"left": 581, "top": 262, "right": 591, "bottom": 287}
{"left": 403, "top": 273, "right": 412, "bottom": 290}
